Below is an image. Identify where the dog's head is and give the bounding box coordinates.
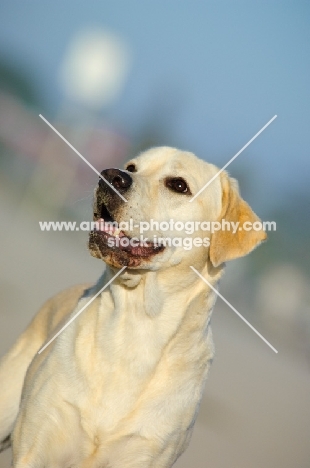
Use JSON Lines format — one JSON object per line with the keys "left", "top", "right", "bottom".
{"left": 89, "top": 147, "right": 266, "bottom": 270}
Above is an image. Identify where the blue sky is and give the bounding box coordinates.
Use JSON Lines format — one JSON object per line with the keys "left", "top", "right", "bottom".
{"left": 0, "top": 1, "right": 309, "bottom": 213}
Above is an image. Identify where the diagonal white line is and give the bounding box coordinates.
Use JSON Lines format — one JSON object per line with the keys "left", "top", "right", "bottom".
{"left": 190, "top": 266, "right": 278, "bottom": 354}
{"left": 38, "top": 266, "right": 126, "bottom": 354}
{"left": 39, "top": 114, "right": 128, "bottom": 202}
{"left": 189, "top": 115, "right": 277, "bottom": 203}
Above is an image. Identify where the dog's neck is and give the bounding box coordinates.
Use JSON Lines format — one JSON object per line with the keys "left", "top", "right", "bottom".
{"left": 62, "top": 263, "right": 220, "bottom": 421}
{"left": 80, "top": 263, "right": 223, "bottom": 384}
{"left": 103, "top": 261, "right": 223, "bottom": 320}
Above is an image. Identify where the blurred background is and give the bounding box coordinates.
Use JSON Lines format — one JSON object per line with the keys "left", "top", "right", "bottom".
{"left": 0, "top": 1, "right": 309, "bottom": 467}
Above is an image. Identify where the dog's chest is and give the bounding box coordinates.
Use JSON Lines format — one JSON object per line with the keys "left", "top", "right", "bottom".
{"left": 62, "top": 287, "right": 212, "bottom": 440}
{"left": 71, "top": 300, "right": 168, "bottom": 425}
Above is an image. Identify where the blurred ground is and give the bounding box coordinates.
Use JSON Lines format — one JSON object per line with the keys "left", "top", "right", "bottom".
{"left": 0, "top": 180, "right": 309, "bottom": 468}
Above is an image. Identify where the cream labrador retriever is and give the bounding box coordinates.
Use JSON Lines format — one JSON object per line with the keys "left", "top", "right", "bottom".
{"left": 0, "top": 147, "right": 266, "bottom": 467}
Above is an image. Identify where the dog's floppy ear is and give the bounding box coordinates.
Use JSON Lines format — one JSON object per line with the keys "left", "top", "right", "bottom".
{"left": 209, "top": 172, "right": 267, "bottom": 267}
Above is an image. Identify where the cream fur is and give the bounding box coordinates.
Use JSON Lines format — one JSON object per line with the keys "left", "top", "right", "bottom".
{"left": 0, "top": 147, "right": 266, "bottom": 467}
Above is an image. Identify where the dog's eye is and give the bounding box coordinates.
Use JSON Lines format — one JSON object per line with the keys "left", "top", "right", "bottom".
{"left": 126, "top": 164, "right": 137, "bottom": 173}
{"left": 165, "top": 178, "right": 190, "bottom": 194}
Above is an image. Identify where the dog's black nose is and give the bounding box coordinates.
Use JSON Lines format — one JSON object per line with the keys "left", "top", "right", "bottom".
{"left": 99, "top": 168, "right": 132, "bottom": 192}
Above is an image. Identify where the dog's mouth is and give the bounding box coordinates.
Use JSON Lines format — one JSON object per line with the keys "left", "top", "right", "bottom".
{"left": 88, "top": 203, "right": 165, "bottom": 268}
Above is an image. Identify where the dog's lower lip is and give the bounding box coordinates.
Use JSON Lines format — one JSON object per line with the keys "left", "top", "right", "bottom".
{"left": 91, "top": 220, "right": 164, "bottom": 258}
